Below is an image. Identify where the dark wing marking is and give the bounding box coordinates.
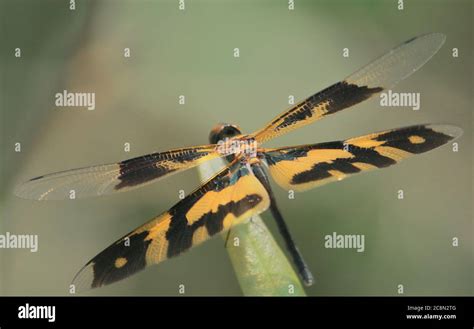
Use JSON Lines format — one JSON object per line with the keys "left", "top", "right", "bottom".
{"left": 71, "top": 158, "right": 270, "bottom": 291}
{"left": 251, "top": 33, "right": 446, "bottom": 144}
{"left": 15, "top": 145, "right": 220, "bottom": 200}
{"left": 262, "top": 125, "right": 461, "bottom": 192}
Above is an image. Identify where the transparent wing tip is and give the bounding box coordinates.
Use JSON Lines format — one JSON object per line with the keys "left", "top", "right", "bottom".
{"left": 13, "top": 180, "right": 41, "bottom": 200}
{"left": 13, "top": 179, "right": 68, "bottom": 201}
{"left": 346, "top": 32, "right": 447, "bottom": 89}
{"left": 410, "top": 32, "right": 446, "bottom": 59}
{"left": 427, "top": 124, "right": 463, "bottom": 140}
{"left": 70, "top": 262, "right": 95, "bottom": 294}
{"left": 408, "top": 32, "right": 446, "bottom": 46}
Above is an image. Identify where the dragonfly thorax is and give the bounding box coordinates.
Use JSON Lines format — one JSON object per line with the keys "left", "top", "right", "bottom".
{"left": 209, "top": 123, "right": 242, "bottom": 144}
{"left": 210, "top": 123, "right": 258, "bottom": 161}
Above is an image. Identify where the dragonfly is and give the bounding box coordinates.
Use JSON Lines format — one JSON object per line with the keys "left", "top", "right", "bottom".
{"left": 15, "top": 33, "right": 462, "bottom": 292}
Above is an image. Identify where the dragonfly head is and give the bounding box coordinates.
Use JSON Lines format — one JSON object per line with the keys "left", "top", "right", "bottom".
{"left": 209, "top": 123, "right": 242, "bottom": 144}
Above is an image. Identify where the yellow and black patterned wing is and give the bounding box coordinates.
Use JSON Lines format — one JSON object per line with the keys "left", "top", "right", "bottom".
{"left": 262, "top": 125, "right": 461, "bottom": 192}
{"left": 15, "top": 145, "right": 221, "bottom": 200}
{"left": 71, "top": 159, "right": 270, "bottom": 291}
{"left": 251, "top": 33, "right": 446, "bottom": 144}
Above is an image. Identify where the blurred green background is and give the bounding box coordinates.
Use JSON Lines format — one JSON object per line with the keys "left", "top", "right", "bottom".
{"left": 1, "top": 0, "right": 472, "bottom": 296}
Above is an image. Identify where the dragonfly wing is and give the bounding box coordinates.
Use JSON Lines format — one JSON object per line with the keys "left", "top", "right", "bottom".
{"left": 71, "top": 158, "right": 270, "bottom": 291}
{"left": 262, "top": 124, "right": 461, "bottom": 192}
{"left": 15, "top": 145, "right": 220, "bottom": 200}
{"left": 252, "top": 33, "right": 446, "bottom": 144}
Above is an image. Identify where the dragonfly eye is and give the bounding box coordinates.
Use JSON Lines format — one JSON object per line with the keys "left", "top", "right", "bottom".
{"left": 209, "top": 123, "right": 242, "bottom": 144}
